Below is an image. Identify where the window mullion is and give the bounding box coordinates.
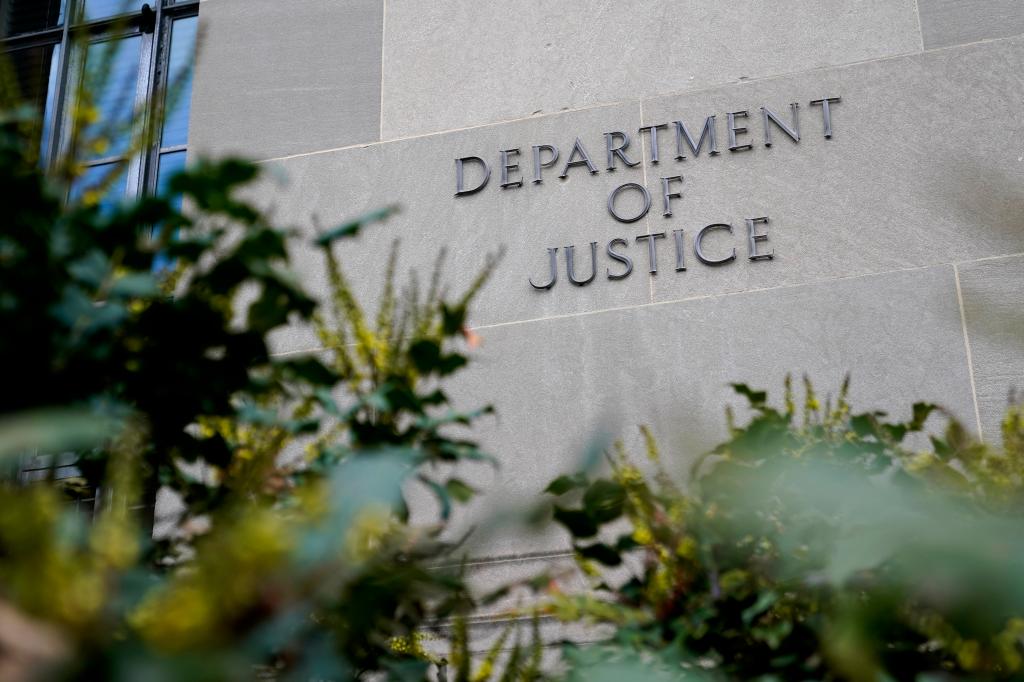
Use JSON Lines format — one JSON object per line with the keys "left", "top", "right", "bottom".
{"left": 0, "top": 27, "right": 63, "bottom": 51}
{"left": 124, "top": 17, "right": 155, "bottom": 201}
{"left": 141, "top": 1, "right": 165, "bottom": 197}
{"left": 40, "top": 0, "right": 74, "bottom": 171}
{"left": 53, "top": 39, "right": 84, "bottom": 203}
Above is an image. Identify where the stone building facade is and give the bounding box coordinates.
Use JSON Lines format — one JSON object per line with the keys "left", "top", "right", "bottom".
{"left": 187, "top": 0, "right": 1024, "bottom": 646}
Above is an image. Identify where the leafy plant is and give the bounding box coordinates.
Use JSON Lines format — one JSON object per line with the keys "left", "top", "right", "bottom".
{"left": 545, "top": 378, "right": 1024, "bottom": 680}
{"left": 0, "top": 84, "right": 508, "bottom": 679}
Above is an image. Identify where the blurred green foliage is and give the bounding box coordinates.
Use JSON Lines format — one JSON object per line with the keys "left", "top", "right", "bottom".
{"left": 0, "top": 95, "right": 509, "bottom": 680}
{"left": 3, "top": 30, "right": 1024, "bottom": 682}
{"left": 544, "top": 378, "right": 1024, "bottom": 680}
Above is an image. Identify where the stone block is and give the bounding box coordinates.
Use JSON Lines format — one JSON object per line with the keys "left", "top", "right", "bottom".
{"left": 189, "top": 0, "right": 383, "bottom": 161}
{"left": 957, "top": 255, "right": 1024, "bottom": 444}
{"left": 438, "top": 265, "right": 976, "bottom": 558}
{"left": 380, "top": 0, "right": 921, "bottom": 138}
{"left": 918, "top": 0, "right": 1024, "bottom": 49}
{"left": 255, "top": 101, "right": 652, "bottom": 354}
{"left": 639, "top": 36, "right": 1024, "bottom": 305}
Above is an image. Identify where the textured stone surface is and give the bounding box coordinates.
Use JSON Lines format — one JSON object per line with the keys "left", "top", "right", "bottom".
{"left": 260, "top": 35, "right": 1024, "bottom": 358}
{"left": 918, "top": 0, "right": 1024, "bottom": 49}
{"left": 434, "top": 265, "right": 976, "bottom": 558}
{"left": 256, "top": 101, "right": 652, "bottom": 354}
{"left": 379, "top": 0, "right": 921, "bottom": 138}
{"left": 639, "top": 35, "right": 1024, "bottom": 305}
{"left": 189, "top": 0, "right": 383, "bottom": 161}
{"left": 957, "top": 255, "right": 1024, "bottom": 443}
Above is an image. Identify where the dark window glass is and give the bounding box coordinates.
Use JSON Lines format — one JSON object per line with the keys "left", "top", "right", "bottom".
{"left": 81, "top": 0, "right": 147, "bottom": 22}
{"left": 156, "top": 148, "right": 185, "bottom": 203}
{"left": 151, "top": 149, "right": 185, "bottom": 270}
{"left": 39, "top": 45, "right": 60, "bottom": 162}
{"left": 80, "top": 35, "right": 140, "bottom": 160}
{"left": 0, "top": 0, "right": 64, "bottom": 37}
{"left": 160, "top": 15, "right": 195, "bottom": 148}
{"left": 71, "top": 160, "right": 128, "bottom": 212}
{"left": 0, "top": 44, "right": 60, "bottom": 158}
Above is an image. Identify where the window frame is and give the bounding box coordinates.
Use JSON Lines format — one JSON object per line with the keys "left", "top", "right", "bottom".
{"left": 2, "top": 0, "right": 199, "bottom": 496}
{"left": 1, "top": 0, "right": 199, "bottom": 203}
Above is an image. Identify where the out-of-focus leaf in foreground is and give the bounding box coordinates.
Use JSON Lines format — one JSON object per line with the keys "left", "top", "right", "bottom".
{"left": 0, "top": 408, "right": 122, "bottom": 459}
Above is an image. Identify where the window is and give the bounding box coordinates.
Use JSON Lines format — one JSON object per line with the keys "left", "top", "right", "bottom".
{"left": 1, "top": 0, "right": 198, "bottom": 210}
{"left": 1, "top": 0, "right": 197, "bottom": 495}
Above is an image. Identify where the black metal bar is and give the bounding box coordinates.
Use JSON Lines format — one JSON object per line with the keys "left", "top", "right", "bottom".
{"left": 0, "top": 27, "right": 63, "bottom": 51}
{"left": 43, "top": 0, "right": 74, "bottom": 171}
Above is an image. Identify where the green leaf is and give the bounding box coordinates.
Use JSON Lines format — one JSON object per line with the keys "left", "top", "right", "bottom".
{"left": 314, "top": 388, "right": 342, "bottom": 417}
{"left": 615, "top": 534, "right": 640, "bottom": 552}
{"left": 731, "top": 383, "right": 767, "bottom": 407}
{"left": 576, "top": 542, "right": 623, "bottom": 566}
{"left": 0, "top": 407, "right": 123, "bottom": 459}
{"left": 545, "top": 473, "right": 588, "bottom": 496}
{"left": 108, "top": 272, "right": 159, "bottom": 298}
{"left": 441, "top": 303, "right": 466, "bottom": 335}
{"left": 909, "top": 402, "right": 938, "bottom": 431}
{"left": 583, "top": 479, "right": 625, "bottom": 524}
{"left": 850, "top": 413, "right": 878, "bottom": 438}
{"left": 313, "top": 205, "right": 398, "bottom": 246}
{"left": 67, "top": 250, "right": 108, "bottom": 288}
{"left": 741, "top": 590, "right": 778, "bottom": 625}
{"left": 444, "top": 478, "right": 475, "bottom": 503}
{"left": 278, "top": 357, "right": 337, "bottom": 386}
{"left": 553, "top": 506, "right": 599, "bottom": 538}
{"left": 437, "top": 352, "right": 467, "bottom": 376}
{"left": 419, "top": 474, "right": 451, "bottom": 520}
{"left": 409, "top": 339, "right": 441, "bottom": 373}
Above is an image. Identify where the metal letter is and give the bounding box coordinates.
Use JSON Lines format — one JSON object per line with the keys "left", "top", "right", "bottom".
{"left": 529, "top": 247, "right": 559, "bottom": 290}
{"left": 606, "top": 238, "right": 633, "bottom": 280}
{"left": 638, "top": 123, "right": 669, "bottom": 164}
{"left": 727, "top": 112, "right": 752, "bottom": 152}
{"left": 660, "top": 175, "right": 683, "bottom": 217}
{"left": 607, "top": 182, "right": 651, "bottom": 223}
{"left": 746, "top": 217, "right": 773, "bottom": 260}
{"left": 604, "top": 131, "right": 640, "bottom": 171}
{"left": 674, "top": 116, "right": 719, "bottom": 160}
{"left": 532, "top": 144, "right": 559, "bottom": 184}
{"left": 672, "top": 229, "right": 686, "bottom": 271}
{"left": 810, "top": 97, "right": 841, "bottom": 139}
{"left": 566, "top": 242, "right": 598, "bottom": 286}
{"left": 761, "top": 103, "right": 800, "bottom": 148}
{"left": 695, "top": 223, "right": 737, "bottom": 265}
{"left": 499, "top": 148, "right": 523, "bottom": 189}
{"left": 559, "top": 137, "right": 599, "bottom": 178}
{"left": 455, "top": 156, "right": 490, "bottom": 196}
{"left": 635, "top": 232, "right": 666, "bottom": 274}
